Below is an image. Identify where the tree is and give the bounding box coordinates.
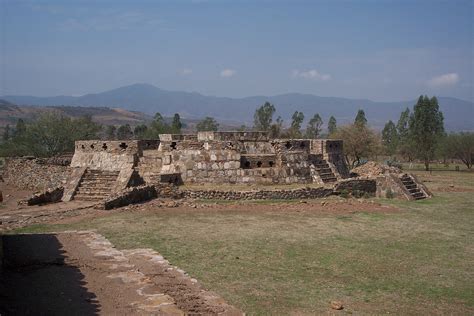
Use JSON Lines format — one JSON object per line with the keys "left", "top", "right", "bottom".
{"left": 334, "top": 123, "right": 379, "bottom": 167}
{"left": 305, "top": 114, "right": 323, "bottom": 139}
{"left": 171, "top": 113, "right": 182, "bottom": 134}
{"left": 269, "top": 116, "right": 284, "bottom": 138}
{"left": 146, "top": 112, "right": 172, "bottom": 138}
{"left": 117, "top": 124, "right": 133, "bottom": 140}
{"left": 196, "top": 117, "right": 219, "bottom": 131}
{"left": 408, "top": 95, "right": 445, "bottom": 170}
{"left": 288, "top": 111, "right": 304, "bottom": 138}
{"left": 354, "top": 109, "right": 367, "bottom": 127}
{"left": 3, "top": 124, "right": 11, "bottom": 141}
{"left": 396, "top": 108, "right": 414, "bottom": 161}
{"left": 253, "top": 102, "right": 276, "bottom": 131}
{"left": 381, "top": 120, "right": 399, "bottom": 156}
{"left": 72, "top": 115, "right": 101, "bottom": 140}
{"left": 15, "top": 119, "right": 27, "bottom": 137}
{"left": 105, "top": 125, "right": 117, "bottom": 140}
{"left": 133, "top": 124, "right": 148, "bottom": 139}
{"left": 328, "top": 116, "right": 337, "bottom": 135}
{"left": 443, "top": 132, "right": 474, "bottom": 169}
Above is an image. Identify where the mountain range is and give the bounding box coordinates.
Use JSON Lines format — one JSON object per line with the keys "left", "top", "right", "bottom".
{"left": 3, "top": 83, "right": 473, "bottom": 131}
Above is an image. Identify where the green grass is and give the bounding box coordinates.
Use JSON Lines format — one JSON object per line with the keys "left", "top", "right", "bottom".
{"left": 11, "top": 170, "right": 474, "bottom": 315}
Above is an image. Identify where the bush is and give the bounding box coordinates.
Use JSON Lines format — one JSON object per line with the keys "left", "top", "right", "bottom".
{"left": 339, "top": 189, "right": 349, "bottom": 199}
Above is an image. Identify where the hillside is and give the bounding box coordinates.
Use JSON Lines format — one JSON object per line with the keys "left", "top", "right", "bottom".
{"left": 3, "top": 84, "right": 473, "bottom": 131}
{"left": 0, "top": 99, "right": 152, "bottom": 127}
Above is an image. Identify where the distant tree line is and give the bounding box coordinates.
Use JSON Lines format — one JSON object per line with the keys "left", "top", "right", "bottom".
{"left": 1, "top": 96, "right": 472, "bottom": 170}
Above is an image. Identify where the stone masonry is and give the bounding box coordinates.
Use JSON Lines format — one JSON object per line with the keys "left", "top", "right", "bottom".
{"left": 60, "top": 132, "right": 350, "bottom": 201}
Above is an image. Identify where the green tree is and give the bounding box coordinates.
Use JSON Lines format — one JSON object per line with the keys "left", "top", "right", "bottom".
{"left": 381, "top": 120, "right": 399, "bottom": 156}
{"left": 171, "top": 113, "right": 182, "bottom": 133}
{"left": 15, "top": 119, "right": 27, "bottom": 137}
{"left": 288, "top": 111, "right": 304, "bottom": 138}
{"left": 105, "top": 125, "right": 116, "bottom": 140}
{"left": 253, "top": 102, "right": 276, "bottom": 131}
{"left": 408, "top": 95, "right": 445, "bottom": 170}
{"left": 443, "top": 132, "right": 474, "bottom": 169}
{"left": 3, "top": 124, "right": 11, "bottom": 141}
{"left": 354, "top": 109, "right": 367, "bottom": 127}
{"left": 334, "top": 123, "right": 380, "bottom": 167}
{"left": 328, "top": 116, "right": 337, "bottom": 135}
{"left": 133, "top": 124, "right": 148, "bottom": 139}
{"left": 145, "top": 112, "right": 172, "bottom": 138}
{"left": 72, "top": 115, "right": 101, "bottom": 140}
{"left": 269, "top": 116, "right": 284, "bottom": 138}
{"left": 196, "top": 117, "right": 219, "bottom": 131}
{"left": 396, "top": 108, "right": 414, "bottom": 161}
{"left": 117, "top": 124, "right": 133, "bottom": 140}
{"left": 305, "top": 114, "right": 323, "bottom": 139}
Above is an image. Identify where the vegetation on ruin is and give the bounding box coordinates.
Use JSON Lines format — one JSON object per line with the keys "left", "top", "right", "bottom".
{"left": 12, "top": 167, "right": 474, "bottom": 314}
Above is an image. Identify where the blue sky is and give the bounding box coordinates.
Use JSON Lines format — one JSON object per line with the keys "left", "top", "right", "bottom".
{"left": 1, "top": 0, "right": 473, "bottom": 101}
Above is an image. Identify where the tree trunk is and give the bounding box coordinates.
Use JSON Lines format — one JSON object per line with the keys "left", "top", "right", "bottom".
{"left": 424, "top": 160, "right": 430, "bottom": 171}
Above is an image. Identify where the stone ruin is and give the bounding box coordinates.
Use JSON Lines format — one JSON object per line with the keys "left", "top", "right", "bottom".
{"left": 2, "top": 131, "right": 431, "bottom": 207}
{"left": 62, "top": 131, "right": 350, "bottom": 202}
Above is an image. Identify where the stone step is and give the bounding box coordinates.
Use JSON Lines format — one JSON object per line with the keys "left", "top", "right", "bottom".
{"left": 322, "top": 178, "right": 337, "bottom": 183}
{"left": 414, "top": 195, "right": 426, "bottom": 200}
{"left": 82, "top": 175, "right": 118, "bottom": 180}
{"left": 412, "top": 192, "right": 425, "bottom": 198}
{"left": 408, "top": 188, "right": 421, "bottom": 193}
{"left": 405, "top": 184, "right": 417, "bottom": 189}
{"left": 74, "top": 194, "right": 107, "bottom": 201}
{"left": 79, "top": 180, "right": 117, "bottom": 186}
{"left": 76, "top": 188, "right": 112, "bottom": 195}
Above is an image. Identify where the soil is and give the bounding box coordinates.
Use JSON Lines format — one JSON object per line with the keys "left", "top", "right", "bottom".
{"left": 0, "top": 231, "right": 241, "bottom": 315}
{"left": 0, "top": 181, "right": 398, "bottom": 315}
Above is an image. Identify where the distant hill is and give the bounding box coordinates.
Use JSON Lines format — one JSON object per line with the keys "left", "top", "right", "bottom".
{"left": 0, "top": 99, "right": 153, "bottom": 127}
{"left": 3, "top": 83, "right": 473, "bottom": 131}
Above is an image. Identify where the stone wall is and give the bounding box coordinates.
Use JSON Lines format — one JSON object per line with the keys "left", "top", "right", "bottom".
{"left": 102, "top": 185, "right": 157, "bottom": 210}
{"left": 3, "top": 157, "right": 70, "bottom": 191}
{"left": 182, "top": 186, "right": 333, "bottom": 200}
{"left": 334, "top": 179, "right": 377, "bottom": 197}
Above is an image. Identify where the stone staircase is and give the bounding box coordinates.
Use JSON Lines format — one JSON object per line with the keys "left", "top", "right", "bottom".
{"left": 312, "top": 159, "right": 337, "bottom": 183}
{"left": 73, "top": 169, "right": 119, "bottom": 201}
{"left": 400, "top": 174, "right": 427, "bottom": 200}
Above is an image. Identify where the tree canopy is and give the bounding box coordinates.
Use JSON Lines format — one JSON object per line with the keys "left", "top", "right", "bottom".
{"left": 253, "top": 102, "right": 276, "bottom": 131}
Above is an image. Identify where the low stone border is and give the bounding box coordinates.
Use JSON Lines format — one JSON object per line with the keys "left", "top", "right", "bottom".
{"left": 182, "top": 186, "right": 334, "bottom": 200}
{"left": 20, "top": 187, "right": 64, "bottom": 206}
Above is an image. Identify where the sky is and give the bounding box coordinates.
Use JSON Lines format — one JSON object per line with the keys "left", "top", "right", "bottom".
{"left": 1, "top": 0, "right": 473, "bottom": 102}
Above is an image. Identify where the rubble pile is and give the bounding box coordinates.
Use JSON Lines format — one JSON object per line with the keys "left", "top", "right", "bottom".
{"left": 351, "top": 161, "right": 401, "bottom": 178}
{"left": 3, "top": 157, "right": 69, "bottom": 191}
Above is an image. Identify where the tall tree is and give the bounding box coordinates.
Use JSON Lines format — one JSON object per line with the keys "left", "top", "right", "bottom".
{"left": 105, "top": 125, "right": 117, "bottom": 140}
{"left": 117, "top": 124, "right": 133, "bottom": 140}
{"left": 289, "top": 111, "right": 304, "bottom": 138}
{"left": 171, "top": 113, "right": 182, "bottom": 133}
{"left": 354, "top": 109, "right": 367, "bottom": 127}
{"left": 381, "top": 120, "right": 399, "bottom": 156}
{"left": 408, "top": 95, "right": 445, "bottom": 170}
{"left": 15, "top": 119, "right": 27, "bottom": 137}
{"left": 196, "top": 117, "right": 219, "bottom": 131}
{"left": 3, "top": 124, "right": 11, "bottom": 141}
{"left": 328, "top": 116, "right": 337, "bottom": 135}
{"left": 133, "top": 124, "right": 148, "bottom": 139}
{"left": 305, "top": 114, "right": 323, "bottom": 139}
{"left": 253, "top": 102, "right": 276, "bottom": 131}
{"left": 269, "top": 116, "right": 284, "bottom": 138}
{"left": 396, "top": 107, "right": 414, "bottom": 161}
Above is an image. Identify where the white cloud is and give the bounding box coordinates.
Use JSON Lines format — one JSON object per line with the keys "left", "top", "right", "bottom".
{"left": 427, "top": 73, "right": 459, "bottom": 87}
{"left": 180, "top": 68, "right": 193, "bottom": 75}
{"left": 220, "top": 69, "right": 236, "bottom": 78}
{"left": 292, "top": 69, "right": 331, "bottom": 81}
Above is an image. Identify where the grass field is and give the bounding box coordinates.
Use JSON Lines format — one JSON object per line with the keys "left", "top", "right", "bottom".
{"left": 13, "top": 168, "right": 474, "bottom": 315}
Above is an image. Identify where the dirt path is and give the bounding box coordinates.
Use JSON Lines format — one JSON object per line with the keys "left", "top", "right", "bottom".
{"left": 0, "top": 231, "right": 241, "bottom": 315}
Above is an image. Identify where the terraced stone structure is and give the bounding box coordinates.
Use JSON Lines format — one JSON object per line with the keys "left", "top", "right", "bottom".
{"left": 62, "top": 132, "right": 350, "bottom": 201}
